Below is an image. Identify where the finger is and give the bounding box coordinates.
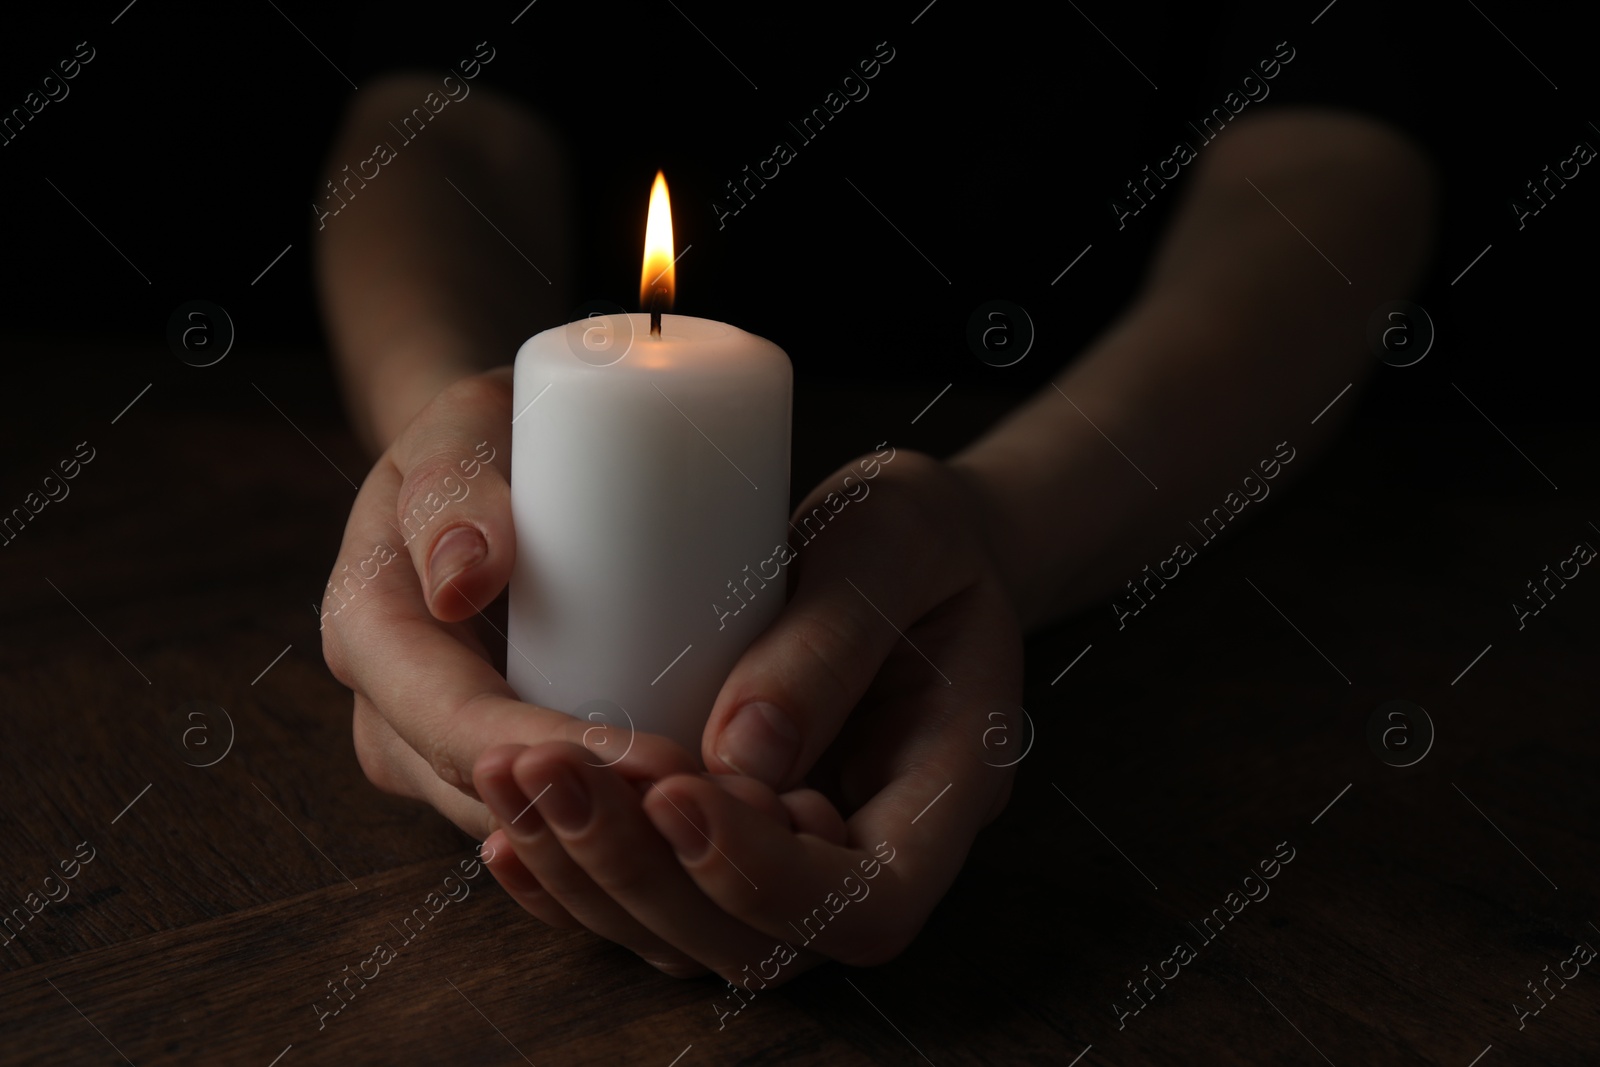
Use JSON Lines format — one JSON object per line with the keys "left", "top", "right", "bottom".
{"left": 699, "top": 776, "right": 847, "bottom": 845}
{"left": 474, "top": 744, "right": 705, "bottom": 978}
{"left": 648, "top": 771, "right": 949, "bottom": 967}
{"left": 645, "top": 773, "right": 899, "bottom": 965}
{"left": 657, "top": 583, "right": 1022, "bottom": 967}
{"left": 352, "top": 697, "right": 494, "bottom": 837}
{"left": 701, "top": 774, "right": 790, "bottom": 825}
{"left": 701, "top": 453, "right": 974, "bottom": 790}
{"left": 387, "top": 369, "right": 515, "bottom": 622}
{"left": 480, "top": 828, "right": 581, "bottom": 930}
{"left": 831, "top": 581, "right": 1022, "bottom": 821}
{"left": 512, "top": 744, "right": 787, "bottom": 982}
{"left": 327, "top": 460, "right": 697, "bottom": 796}
{"left": 351, "top": 695, "right": 411, "bottom": 798}
{"left": 778, "top": 789, "right": 848, "bottom": 844}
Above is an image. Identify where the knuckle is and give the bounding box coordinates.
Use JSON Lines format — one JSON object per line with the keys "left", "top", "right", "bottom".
{"left": 321, "top": 588, "right": 413, "bottom": 688}
{"left": 423, "top": 735, "right": 469, "bottom": 794}
{"left": 396, "top": 455, "right": 475, "bottom": 546}
{"left": 872, "top": 455, "right": 981, "bottom": 579}
{"left": 321, "top": 621, "right": 353, "bottom": 689}
{"left": 351, "top": 709, "right": 402, "bottom": 795}
{"left": 354, "top": 749, "right": 398, "bottom": 795}
{"left": 421, "top": 703, "right": 481, "bottom": 795}
{"left": 439, "top": 372, "right": 511, "bottom": 414}
{"left": 784, "top": 611, "right": 863, "bottom": 708}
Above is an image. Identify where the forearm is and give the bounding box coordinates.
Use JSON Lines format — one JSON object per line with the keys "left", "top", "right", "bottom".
{"left": 314, "top": 76, "right": 571, "bottom": 455}
{"left": 952, "top": 109, "right": 1436, "bottom": 630}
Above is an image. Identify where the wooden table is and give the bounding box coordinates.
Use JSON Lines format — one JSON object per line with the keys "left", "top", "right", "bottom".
{"left": 2, "top": 352, "right": 1596, "bottom": 1065}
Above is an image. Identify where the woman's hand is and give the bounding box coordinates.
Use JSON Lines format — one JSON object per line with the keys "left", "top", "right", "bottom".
{"left": 320, "top": 368, "right": 699, "bottom": 838}
{"left": 474, "top": 450, "right": 1026, "bottom": 983}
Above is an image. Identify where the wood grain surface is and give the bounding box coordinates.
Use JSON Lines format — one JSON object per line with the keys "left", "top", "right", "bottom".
{"left": 1, "top": 356, "right": 1595, "bottom": 1065}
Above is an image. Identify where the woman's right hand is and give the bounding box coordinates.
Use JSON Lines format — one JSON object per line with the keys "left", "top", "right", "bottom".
{"left": 320, "top": 368, "right": 699, "bottom": 838}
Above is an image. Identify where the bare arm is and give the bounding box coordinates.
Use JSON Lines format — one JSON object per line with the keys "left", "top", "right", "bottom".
{"left": 952, "top": 108, "right": 1437, "bottom": 630}
{"left": 313, "top": 75, "right": 571, "bottom": 455}
{"left": 314, "top": 94, "right": 1439, "bottom": 982}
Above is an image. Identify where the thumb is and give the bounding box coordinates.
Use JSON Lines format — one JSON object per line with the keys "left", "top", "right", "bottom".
{"left": 702, "top": 453, "right": 974, "bottom": 789}
{"left": 702, "top": 564, "right": 927, "bottom": 790}
{"left": 388, "top": 371, "right": 515, "bottom": 623}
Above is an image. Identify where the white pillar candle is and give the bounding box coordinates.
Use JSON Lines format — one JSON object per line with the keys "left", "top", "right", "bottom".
{"left": 505, "top": 310, "right": 791, "bottom": 755}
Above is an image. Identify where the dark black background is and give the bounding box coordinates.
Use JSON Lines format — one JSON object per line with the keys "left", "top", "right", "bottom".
{"left": 0, "top": 0, "right": 1591, "bottom": 436}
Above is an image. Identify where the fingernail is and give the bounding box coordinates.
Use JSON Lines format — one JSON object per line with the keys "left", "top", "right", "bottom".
{"left": 537, "top": 765, "right": 591, "bottom": 834}
{"left": 428, "top": 525, "right": 487, "bottom": 600}
{"left": 479, "top": 831, "right": 506, "bottom": 863}
{"left": 653, "top": 793, "right": 710, "bottom": 862}
{"left": 715, "top": 701, "right": 799, "bottom": 786}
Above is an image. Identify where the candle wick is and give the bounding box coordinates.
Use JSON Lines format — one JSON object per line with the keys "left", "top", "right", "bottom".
{"left": 649, "top": 287, "right": 667, "bottom": 338}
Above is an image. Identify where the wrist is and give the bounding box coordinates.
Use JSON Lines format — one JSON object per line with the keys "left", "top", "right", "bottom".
{"left": 936, "top": 454, "right": 1007, "bottom": 568}
{"left": 944, "top": 449, "right": 1028, "bottom": 616}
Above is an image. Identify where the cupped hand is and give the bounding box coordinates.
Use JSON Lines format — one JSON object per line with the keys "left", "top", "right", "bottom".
{"left": 321, "top": 368, "right": 699, "bottom": 837}
{"left": 474, "top": 450, "right": 1025, "bottom": 983}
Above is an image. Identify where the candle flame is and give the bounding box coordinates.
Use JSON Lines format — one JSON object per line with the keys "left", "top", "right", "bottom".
{"left": 640, "top": 171, "right": 675, "bottom": 313}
